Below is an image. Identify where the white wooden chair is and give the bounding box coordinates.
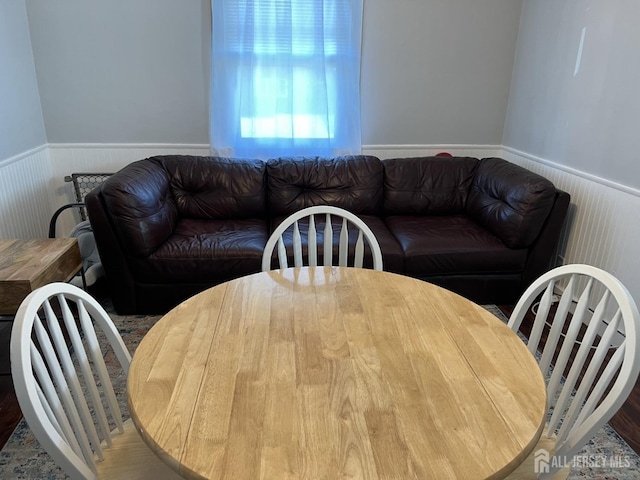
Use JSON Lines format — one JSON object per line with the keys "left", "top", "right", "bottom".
{"left": 261, "top": 205, "right": 383, "bottom": 272}
{"left": 10, "top": 282, "right": 182, "bottom": 480}
{"left": 506, "top": 264, "right": 640, "bottom": 479}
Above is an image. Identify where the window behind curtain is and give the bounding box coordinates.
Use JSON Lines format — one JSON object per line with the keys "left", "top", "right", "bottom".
{"left": 211, "top": 0, "right": 363, "bottom": 158}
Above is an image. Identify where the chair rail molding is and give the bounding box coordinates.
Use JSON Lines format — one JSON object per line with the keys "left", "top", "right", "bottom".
{"left": 0, "top": 144, "right": 48, "bottom": 169}
{"left": 501, "top": 146, "right": 640, "bottom": 198}
{"left": 362, "top": 144, "right": 502, "bottom": 159}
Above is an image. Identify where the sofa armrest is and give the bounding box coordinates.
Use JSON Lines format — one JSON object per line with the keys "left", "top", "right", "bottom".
{"left": 466, "top": 158, "right": 557, "bottom": 249}
{"left": 521, "top": 189, "right": 571, "bottom": 288}
{"left": 99, "top": 159, "right": 178, "bottom": 258}
{"left": 86, "top": 189, "right": 139, "bottom": 314}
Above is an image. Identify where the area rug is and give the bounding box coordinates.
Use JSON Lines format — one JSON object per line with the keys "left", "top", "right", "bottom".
{"left": 0, "top": 306, "right": 638, "bottom": 479}
{"left": 0, "top": 310, "right": 159, "bottom": 479}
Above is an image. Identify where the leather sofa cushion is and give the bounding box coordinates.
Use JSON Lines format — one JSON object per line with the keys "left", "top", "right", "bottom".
{"left": 267, "top": 156, "right": 383, "bottom": 216}
{"left": 158, "top": 155, "right": 267, "bottom": 219}
{"left": 466, "top": 158, "right": 556, "bottom": 249}
{"left": 383, "top": 156, "right": 479, "bottom": 215}
{"left": 268, "top": 214, "right": 404, "bottom": 273}
{"left": 385, "top": 215, "right": 527, "bottom": 276}
{"left": 130, "top": 218, "right": 269, "bottom": 283}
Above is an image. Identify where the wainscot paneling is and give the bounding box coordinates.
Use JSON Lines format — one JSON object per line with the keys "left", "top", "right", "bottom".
{"left": 501, "top": 147, "right": 640, "bottom": 310}
{"left": 0, "top": 146, "right": 54, "bottom": 239}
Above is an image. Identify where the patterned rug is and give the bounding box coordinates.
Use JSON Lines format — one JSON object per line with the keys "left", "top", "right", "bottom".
{"left": 0, "top": 305, "right": 638, "bottom": 479}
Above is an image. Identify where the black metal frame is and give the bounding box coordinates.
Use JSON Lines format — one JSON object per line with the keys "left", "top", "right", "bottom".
{"left": 48, "top": 173, "right": 113, "bottom": 238}
{"left": 48, "top": 173, "right": 113, "bottom": 289}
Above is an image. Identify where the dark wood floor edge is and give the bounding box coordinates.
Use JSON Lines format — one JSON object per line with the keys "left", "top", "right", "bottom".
{"left": 0, "top": 376, "right": 22, "bottom": 450}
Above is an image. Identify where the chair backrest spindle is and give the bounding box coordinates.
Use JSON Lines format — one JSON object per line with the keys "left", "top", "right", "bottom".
{"left": 262, "top": 205, "right": 383, "bottom": 272}
{"left": 338, "top": 217, "right": 349, "bottom": 267}
{"left": 308, "top": 215, "right": 317, "bottom": 266}
{"left": 292, "top": 221, "right": 303, "bottom": 267}
{"left": 323, "top": 213, "right": 334, "bottom": 266}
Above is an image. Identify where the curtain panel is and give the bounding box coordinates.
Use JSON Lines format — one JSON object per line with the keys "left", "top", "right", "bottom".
{"left": 210, "top": 0, "right": 363, "bottom": 159}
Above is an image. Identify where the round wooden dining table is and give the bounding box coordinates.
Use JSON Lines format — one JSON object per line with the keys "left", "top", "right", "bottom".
{"left": 127, "top": 267, "right": 546, "bottom": 480}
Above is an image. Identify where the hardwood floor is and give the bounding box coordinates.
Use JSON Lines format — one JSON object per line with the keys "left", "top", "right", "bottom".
{"left": 0, "top": 375, "right": 20, "bottom": 449}
{"left": 0, "top": 320, "right": 21, "bottom": 449}
{"left": 0, "top": 321, "right": 11, "bottom": 376}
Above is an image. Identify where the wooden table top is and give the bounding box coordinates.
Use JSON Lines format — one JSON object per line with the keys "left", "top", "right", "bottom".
{"left": 0, "top": 238, "right": 81, "bottom": 315}
{"left": 128, "top": 267, "right": 546, "bottom": 480}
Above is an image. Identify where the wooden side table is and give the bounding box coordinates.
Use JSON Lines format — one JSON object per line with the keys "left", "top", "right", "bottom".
{"left": 0, "top": 238, "right": 82, "bottom": 375}
{"left": 0, "top": 238, "right": 82, "bottom": 316}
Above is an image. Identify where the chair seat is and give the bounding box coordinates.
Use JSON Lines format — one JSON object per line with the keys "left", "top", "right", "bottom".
{"left": 135, "top": 218, "right": 269, "bottom": 283}
{"left": 385, "top": 214, "right": 527, "bottom": 275}
{"left": 96, "top": 418, "right": 182, "bottom": 479}
{"left": 504, "top": 429, "right": 570, "bottom": 479}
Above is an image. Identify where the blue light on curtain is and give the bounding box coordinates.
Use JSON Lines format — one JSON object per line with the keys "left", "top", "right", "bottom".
{"left": 210, "top": 0, "right": 363, "bottom": 159}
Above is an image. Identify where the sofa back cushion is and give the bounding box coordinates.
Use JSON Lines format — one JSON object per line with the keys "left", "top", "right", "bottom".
{"left": 466, "top": 157, "right": 557, "bottom": 249}
{"left": 383, "top": 156, "right": 479, "bottom": 215}
{"left": 100, "top": 155, "right": 267, "bottom": 258}
{"left": 159, "top": 155, "right": 267, "bottom": 219}
{"left": 100, "top": 158, "right": 178, "bottom": 258}
{"left": 267, "top": 156, "right": 383, "bottom": 216}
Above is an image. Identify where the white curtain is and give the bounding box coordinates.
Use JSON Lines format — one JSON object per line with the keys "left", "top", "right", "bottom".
{"left": 210, "top": 0, "right": 363, "bottom": 159}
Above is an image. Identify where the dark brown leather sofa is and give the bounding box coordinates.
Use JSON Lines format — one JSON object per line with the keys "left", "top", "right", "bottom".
{"left": 86, "top": 154, "right": 570, "bottom": 314}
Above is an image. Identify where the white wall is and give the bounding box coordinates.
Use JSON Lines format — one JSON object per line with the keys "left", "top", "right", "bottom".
{"left": 503, "top": 0, "right": 640, "bottom": 303}
{"left": 503, "top": 0, "right": 640, "bottom": 190}
{"left": 25, "top": 0, "right": 211, "bottom": 144}
{"left": 0, "top": 0, "right": 46, "bottom": 159}
{"left": 24, "top": 0, "right": 522, "bottom": 147}
{"left": 0, "top": 1, "right": 52, "bottom": 239}
{"left": 8, "top": 0, "right": 640, "bottom": 310}
{"left": 362, "top": 0, "right": 522, "bottom": 145}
